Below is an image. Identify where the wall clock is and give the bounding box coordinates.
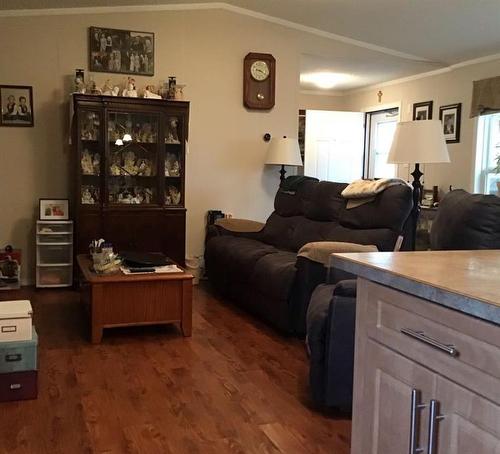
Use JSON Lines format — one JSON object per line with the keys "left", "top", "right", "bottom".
{"left": 243, "top": 52, "right": 276, "bottom": 110}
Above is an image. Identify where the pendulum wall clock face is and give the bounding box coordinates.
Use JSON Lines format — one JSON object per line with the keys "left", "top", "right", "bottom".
{"left": 243, "top": 52, "right": 276, "bottom": 110}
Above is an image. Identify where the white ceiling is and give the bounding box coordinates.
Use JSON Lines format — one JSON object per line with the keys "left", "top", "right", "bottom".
{"left": 3, "top": 0, "right": 500, "bottom": 91}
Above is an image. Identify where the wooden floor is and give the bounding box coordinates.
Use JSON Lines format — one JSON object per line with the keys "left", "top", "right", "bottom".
{"left": 0, "top": 284, "right": 351, "bottom": 454}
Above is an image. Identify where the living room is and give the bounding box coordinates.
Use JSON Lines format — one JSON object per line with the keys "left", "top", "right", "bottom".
{"left": 1, "top": 1, "right": 500, "bottom": 453}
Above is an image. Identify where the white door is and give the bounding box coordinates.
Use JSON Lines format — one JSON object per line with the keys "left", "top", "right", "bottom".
{"left": 304, "top": 110, "right": 364, "bottom": 183}
{"left": 366, "top": 109, "right": 399, "bottom": 179}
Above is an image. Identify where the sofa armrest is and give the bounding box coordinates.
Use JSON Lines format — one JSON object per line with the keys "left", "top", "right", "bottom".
{"left": 306, "top": 280, "right": 357, "bottom": 410}
{"left": 214, "top": 218, "right": 265, "bottom": 233}
{"left": 298, "top": 241, "right": 378, "bottom": 266}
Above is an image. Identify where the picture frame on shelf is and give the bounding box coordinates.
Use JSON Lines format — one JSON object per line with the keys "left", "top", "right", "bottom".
{"left": 89, "top": 26, "right": 154, "bottom": 76}
{"left": 412, "top": 101, "right": 433, "bottom": 121}
{"left": 0, "top": 85, "right": 34, "bottom": 127}
{"left": 439, "top": 103, "right": 461, "bottom": 143}
{"left": 39, "top": 199, "right": 69, "bottom": 221}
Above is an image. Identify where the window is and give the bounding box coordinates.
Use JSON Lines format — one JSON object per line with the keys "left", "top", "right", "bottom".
{"left": 475, "top": 113, "right": 500, "bottom": 194}
{"left": 364, "top": 108, "right": 399, "bottom": 179}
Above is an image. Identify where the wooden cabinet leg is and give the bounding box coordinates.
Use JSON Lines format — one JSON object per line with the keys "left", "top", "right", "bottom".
{"left": 181, "top": 279, "right": 193, "bottom": 337}
{"left": 91, "top": 325, "right": 103, "bottom": 344}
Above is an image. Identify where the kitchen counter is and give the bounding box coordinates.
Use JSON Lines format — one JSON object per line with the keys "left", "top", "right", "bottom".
{"left": 331, "top": 250, "right": 500, "bottom": 325}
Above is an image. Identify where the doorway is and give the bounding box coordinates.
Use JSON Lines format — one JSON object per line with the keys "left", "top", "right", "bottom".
{"left": 364, "top": 108, "right": 399, "bottom": 179}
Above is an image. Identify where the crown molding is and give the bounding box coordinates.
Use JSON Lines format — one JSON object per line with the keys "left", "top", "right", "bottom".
{"left": 0, "top": 2, "right": 431, "bottom": 63}
{"left": 345, "top": 52, "right": 500, "bottom": 96}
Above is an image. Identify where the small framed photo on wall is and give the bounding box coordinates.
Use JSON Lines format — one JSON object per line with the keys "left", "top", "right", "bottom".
{"left": 39, "top": 199, "right": 69, "bottom": 221}
{"left": 412, "top": 101, "right": 433, "bottom": 121}
{"left": 439, "top": 103, "right": 462, "bottom": 143}
{"left": 0, "top": 85, "right": 34, "bottom": 127}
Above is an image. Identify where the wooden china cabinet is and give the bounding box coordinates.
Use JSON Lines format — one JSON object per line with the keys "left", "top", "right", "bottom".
{"left": 73, "top": 94, "right": 189, "bottom": 265}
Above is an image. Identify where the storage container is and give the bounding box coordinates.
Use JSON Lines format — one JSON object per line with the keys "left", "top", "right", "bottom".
{"left": 0, "top": 370, "right": 37, "bottom": 402}
{"left": 37, "top": 233, "right": 73, "bottom": 244}
{"left": 0, "top": 328, "right": 38, "bottom": 373}
{"left": 0, "top": 300, "right": 32, "bottom": 342}
{"left": 37, "top": 221, "right": 73, "bottom": 234}
{"left": 36, "top": 265, "right": 72, "bottom": 287}
{"left": 0, "top": 249, "right": 21, "bottom": 291}
{"left": 37, "top": 244, "right": 72, "bottom": 265}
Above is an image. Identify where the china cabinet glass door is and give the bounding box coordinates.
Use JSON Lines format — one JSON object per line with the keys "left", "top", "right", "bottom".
{"left": 164, "top": 114, "right": 184, "bottom": 207}
{"left": 78, "top": 109, "right": 102, "bottom": 206}
{"left": 106, "top": 111, "right": 159, "bottom": 206}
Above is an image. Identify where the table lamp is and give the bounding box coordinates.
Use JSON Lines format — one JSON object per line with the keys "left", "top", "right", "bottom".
{"left": 387, "top": 120, "right": 450, "bottom": 249}
{"left": 265, "top": 136, "right": 303, "bottom": 182}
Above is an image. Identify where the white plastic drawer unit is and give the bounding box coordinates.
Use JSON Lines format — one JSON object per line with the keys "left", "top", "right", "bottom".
{"left": 36, "top": 266, "right": 72, "bottom": 288}
{"left": 36, "top": 221, "right": 73, "bottom": 234}
{"left": 37, "top": 233, "right": 73, "bottom": 244}
{"left": 0, "top": 300, "right": 33, "bottom": 342}
{"left": 37, "top": 244, "right": 72, "bottom": 265}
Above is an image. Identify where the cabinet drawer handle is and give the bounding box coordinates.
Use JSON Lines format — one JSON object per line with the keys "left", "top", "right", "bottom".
{"left": 5, "top": 354, "right": 22, "bottom": 362}
{"left": 427, "top": 399, "right": 445, "bottom": 454}
{"left": 409, "top": 389, "right": 426, "bottom": 454}
{"left": 400, "top": 328, "right": 459, "bottom": 357}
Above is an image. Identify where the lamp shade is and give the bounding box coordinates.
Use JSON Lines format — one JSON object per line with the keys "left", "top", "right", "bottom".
{"left": 265, "top": 137, "right": 303, "bottom": 166}
{"left": 387, "top": 120, "right": 450, "bottom": 164}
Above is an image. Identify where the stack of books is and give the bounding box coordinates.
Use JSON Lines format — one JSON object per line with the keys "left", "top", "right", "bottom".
{"left": 0, "top": 300, "right": 38, "bottom": 402}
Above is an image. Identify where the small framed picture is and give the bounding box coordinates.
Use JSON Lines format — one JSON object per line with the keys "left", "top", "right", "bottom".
{"left": 89, "top": 26, "right": 154, "bottom": 76}
{"left": 413, "top": 101, "right": 433, "bottom": 121}
{"left": 0, "top": 85, "right": 34, "bottom": 127}
{"left": 421, "top": 189, "right": 435, "bottom": 207}
{"left": 39, "top": 199, "right": 69, "bottom": 221}
{"left": 439, "top": 103, "right": 462, "bottom": 143}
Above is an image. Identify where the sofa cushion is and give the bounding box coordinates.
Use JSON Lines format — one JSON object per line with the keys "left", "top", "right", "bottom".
{"left": 274, "top": 178, "right": 318, "bottom": 217}
{"left": 250, "top": 251, "right": 297, "bottom": 301}
{"left": 205, "top": 236, "right": 278, "bottom": 281}
{"left": 304, "top": 182, "right": 347, "bottom": 222}
{"left": 261, "top": 213, "right": 302, "bottom": 251}
{"left": 430, "top": 189, "right": 500, "bottom": 250}
{"left": 339, "top": 185, "right": 413, "bottom": 231}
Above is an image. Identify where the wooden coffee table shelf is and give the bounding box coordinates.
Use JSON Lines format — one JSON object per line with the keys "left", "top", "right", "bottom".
{"left": 77, "top": 254, "right": 193, "bottom": 343}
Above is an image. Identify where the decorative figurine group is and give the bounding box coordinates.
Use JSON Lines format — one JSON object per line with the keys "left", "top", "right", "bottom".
{"left": 111, "top": 186, "right": 154, "bottom": 205}
{"left": 165, "top": 117, "right": 180, "bottom": 144}
{"left": 81, "top": 185, "right": 100, "bottom": 205}
{"left": 165, "top": 152, "right": 181, "bottom": 177}
{"left": 109, "top": 151, "right": 153, "bottom": 177}
{"left": 74, "top": 69, "right": 185, "bottom": 100}
{"left": 165, "top": 185, "right": 181, "bottom": 205}
{"left": 81, "top": 149, "right": 101, "bottom": 175}
{"left": 108, "top": 118, "right": 157, "bottom": 143}
{"left": 80, "top": 112, "right": 100, "bottom": 141}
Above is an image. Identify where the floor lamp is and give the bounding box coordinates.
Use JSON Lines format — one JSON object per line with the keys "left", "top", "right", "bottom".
{"left": 387, "top": 120, "right": 450, "bottom": 250}
{"left": 265, "top": 136, "right": 303, "bottom": 183}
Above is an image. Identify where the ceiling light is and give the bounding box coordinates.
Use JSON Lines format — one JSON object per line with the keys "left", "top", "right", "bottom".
{"left": 123, "top": 134, "right": 132, "bottom": 142}
{"left": 300, "top": 72, "right": 352, "bottom": 89}
{"left": 115, "top": 138, "right": 124, "bottom": 146}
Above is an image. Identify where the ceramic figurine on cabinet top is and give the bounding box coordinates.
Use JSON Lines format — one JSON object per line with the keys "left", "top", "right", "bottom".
{"left": 122, "top": 77, "right": 138, "bottom": 97}
{"left": 111, "top": 86, "right": 120, "bottom": 96}
{"left": 144, "top": 85, "right": 162, "bottom": 99}
{"left": 102, "top": 80, "right": 114, "bottom": 96}
{"left": 74, "top": 69, "right": 86, "bottom": 93}
{"left": 174, "top": 85, "right": 186, "bottom": 101}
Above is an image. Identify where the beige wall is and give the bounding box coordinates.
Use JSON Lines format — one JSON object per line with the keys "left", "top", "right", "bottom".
{"left": 0, "top": 8, "right": 348, "bottom": 284}
{"left": 343, "top": 58, "right": 500, "bottom": 192}
{"left": 299, "top": 92, "right": 344, "bottom": 111}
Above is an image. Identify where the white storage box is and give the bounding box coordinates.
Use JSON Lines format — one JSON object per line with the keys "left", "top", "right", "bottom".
{"left": 0, "top": 300, "right": 33, "bottom": 342}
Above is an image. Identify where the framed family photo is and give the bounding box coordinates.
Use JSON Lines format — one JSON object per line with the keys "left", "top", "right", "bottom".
{"left": 0, "top": 85, "right": 34, "bottom": 127}
{"left": 439, "top": 103, "right": 462, "bottom": 143}
{"left": 39, "top": 199, "right": 69, "bottom": 221}
{"left": 412, "top": 101, "right": 433, "bottom": 121}
{"left": 89, "top": 26, "right": 154, "bottom": 76}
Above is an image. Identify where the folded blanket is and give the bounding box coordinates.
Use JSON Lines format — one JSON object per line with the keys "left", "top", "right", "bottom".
{"left": 298, "top": 241, "right": 378, "bottom": 266}
{"left": 342, "top": 178, "right": 411, "bottom": 209}
{"left": 215, "top": 218, "right": 265, "bottom": 233}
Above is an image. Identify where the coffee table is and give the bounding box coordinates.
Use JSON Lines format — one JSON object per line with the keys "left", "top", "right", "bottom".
{"left": 77, "top": 254, "right": 193, "bottom": 343}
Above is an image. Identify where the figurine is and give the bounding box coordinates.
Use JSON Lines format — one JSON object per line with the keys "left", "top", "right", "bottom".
{"left": 165, "top": 117, "right": 180, "bottom": 144}
{"left": 110, "top": 154, "right": 122, "bottom": 176}
{"left": 166, "top": 185, "right": 181, "bottom": 205}
{"left": 111, "top": 86, "right": 120, "bottom": 96}
{"left": 123, "top": 150, "right": 138, "bottom": 175}
{"left": 81, "top": 149, "right": 94, "bottom": 175}
{"left": 168, "top": 76, "right": 176, "bottom": 99}
{"left": 137, "top": 159, "right": 152, "bottom": 176}
{"left": 143, "top": 85, "right": 162, "bottom": 99}
{"left": 74, "top": 69, "right": 85, "bottom": 93}
{"left": 92, "top": 153, "right": 101, "bottom": 175}
{"left": 171, "top": 160, "right": 180, "bottom": 176}
{"left": 82, "top": 187, "right": 95, "bottom": 205}
{"left": 102, "top": 80, "right": 113, "bottom": 96}
{"left": 140, "top": 123, "right": 155, "bottom": 143}
{"left": 122, "top": 77, "right": 137, "bottom": 97}
{"left": 174, "top": 85, "right": 186, "bottom": 101}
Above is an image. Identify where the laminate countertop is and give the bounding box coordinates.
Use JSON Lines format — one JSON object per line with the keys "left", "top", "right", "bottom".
{"left": 331, "top": 250, "right": 500, "bottom": 326}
